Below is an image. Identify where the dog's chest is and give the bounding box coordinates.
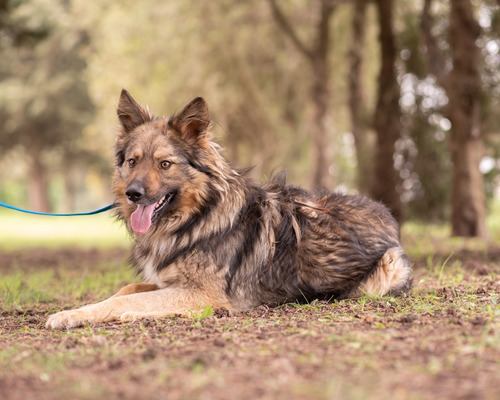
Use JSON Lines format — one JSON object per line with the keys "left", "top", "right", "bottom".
{"left": 137, "top": 242, "right": 213, "bottom": 288}
{"left": 141, "top": 256, "right": 162, "bottom": 286}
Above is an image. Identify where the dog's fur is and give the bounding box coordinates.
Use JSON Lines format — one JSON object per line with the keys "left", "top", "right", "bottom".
{"left": 46, "top": 90, "right": 412, "bottom": 329}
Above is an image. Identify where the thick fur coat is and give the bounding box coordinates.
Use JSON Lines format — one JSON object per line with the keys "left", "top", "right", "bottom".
{"left": 46, "top": 90, "right": 411, "bottom": 329}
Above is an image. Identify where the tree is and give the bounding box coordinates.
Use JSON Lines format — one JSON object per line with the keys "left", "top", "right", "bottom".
{"left": 347, "top": 0, "right": 374, "bottom": 194}
{"left": 395, "top": 2, "right": 451, "bottom": 222}
{"left": 82, "top": 1, "right": 315, "bottom": 185}
{"left": 268, "top": 0, "right": 338, "bottom": 189}
{"left": 0, "top": 0, "right": 95, "bottom": 212}
{"left": 370, "top": 0, "right": 403, "bottom": 221}
{"left": 421, "top": 0, "right": 487, "bottom": 237}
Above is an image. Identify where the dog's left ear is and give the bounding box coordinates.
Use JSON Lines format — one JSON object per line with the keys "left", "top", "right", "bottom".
{"left": 168, "top": 97, "right": 210, "bottom": 143}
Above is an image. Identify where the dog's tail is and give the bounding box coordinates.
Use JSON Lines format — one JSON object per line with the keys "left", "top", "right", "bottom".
{"left": 349, "top": 247, "right": 412, "bottom": 298}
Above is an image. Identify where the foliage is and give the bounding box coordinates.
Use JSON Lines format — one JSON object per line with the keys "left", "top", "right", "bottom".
{"left": 0, "top": 0, "right": 96, "bottom": 211}
{"left": 1, "top": 0, "right": 500, "bottom": 226}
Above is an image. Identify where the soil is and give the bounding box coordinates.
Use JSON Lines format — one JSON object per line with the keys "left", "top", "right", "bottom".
{"left": 0, "top": 246, "right": 499, "bottom": 400}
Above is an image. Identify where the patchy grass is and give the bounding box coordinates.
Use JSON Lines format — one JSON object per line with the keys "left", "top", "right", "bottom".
{"left": 0, "top": 247, "right": 137, "bottom": 312}
{"left": 0, "top": 216, "right": 500, "bottom": 399}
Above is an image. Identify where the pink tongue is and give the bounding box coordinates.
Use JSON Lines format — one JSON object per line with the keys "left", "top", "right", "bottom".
{"left": 130, "top": 204, "right": 156, "bottom": 235}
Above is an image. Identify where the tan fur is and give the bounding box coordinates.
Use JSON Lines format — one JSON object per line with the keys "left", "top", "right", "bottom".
{"left": 45, "top": 91, "right": 411, "bottom": 330}
{"left": 349, "top": 247, "right": 411, "bottom": 297}
{"left": 46, "top": 262, "right": 232, "bottom": 329}
{"left": 111, "top": 283, "right": 159, "bottom": 297}
{"left": 46, "top": 286, "right": 233, "bottom": 329}
{"left": 176, "top": 174, "right": 211, "bottom": 212}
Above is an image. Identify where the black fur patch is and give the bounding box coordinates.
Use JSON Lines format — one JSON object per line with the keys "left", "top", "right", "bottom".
{"left": 224, "top": 191, "right": 266, "bottom": 295}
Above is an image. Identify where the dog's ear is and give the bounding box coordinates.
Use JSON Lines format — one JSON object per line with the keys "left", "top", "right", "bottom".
{"left": 168, "top": 97, "right": 209, "bottom": 143}
{"left": 117, "top": 89, "right": 152, "bottom": 133}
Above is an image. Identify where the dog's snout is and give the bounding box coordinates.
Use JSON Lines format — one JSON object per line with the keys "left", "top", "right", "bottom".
{"left": 126, "top": 183, "right": 145, "bottom": 202}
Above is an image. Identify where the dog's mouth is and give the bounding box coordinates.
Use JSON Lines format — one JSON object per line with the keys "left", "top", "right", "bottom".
{"left": 130, "top": 191, "right": 177, "bottom": 235}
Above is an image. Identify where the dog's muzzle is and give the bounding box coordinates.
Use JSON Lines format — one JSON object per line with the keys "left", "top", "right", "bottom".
{"left": 126, "top": 182, "right": 146, "bottom": 203}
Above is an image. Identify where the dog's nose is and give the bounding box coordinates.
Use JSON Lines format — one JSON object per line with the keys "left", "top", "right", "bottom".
{"left": 126, "top": 184, "right": 145, "bottom": 202}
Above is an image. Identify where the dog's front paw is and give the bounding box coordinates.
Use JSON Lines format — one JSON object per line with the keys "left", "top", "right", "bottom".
{"left": 120, "top": 311, "right": 145, "bottom": 322}
{"left": 46, "top": 309, "right": 91, "bottom": 329}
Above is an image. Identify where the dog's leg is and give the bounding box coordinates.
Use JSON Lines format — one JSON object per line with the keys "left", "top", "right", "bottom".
{"left": 111, "top": 283, "right": 159, "bottom": 297}
{"left": 118, "top": 310, "right": 179, "bottom": 322}
{"left": 350, "top": 247, "right": 412, "bottom": 297}
{"left": 46, "top": 288, "right": 228, "bottom": 329}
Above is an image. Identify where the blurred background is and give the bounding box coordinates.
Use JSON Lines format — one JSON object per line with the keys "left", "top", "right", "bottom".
{"left": 1, "top": 0, "right": 499, "bottom": 238}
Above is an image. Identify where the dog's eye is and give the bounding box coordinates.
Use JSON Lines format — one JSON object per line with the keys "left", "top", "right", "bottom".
{"left": 160, "top": 161, "right": 172, "bottom": 170}
{"left": 128, "top": 159, "right": 136, "bottom": 168}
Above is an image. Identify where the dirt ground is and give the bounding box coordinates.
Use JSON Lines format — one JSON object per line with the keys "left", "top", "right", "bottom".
{"left": 1, "top": 246, "right": 499, "bottom": 400}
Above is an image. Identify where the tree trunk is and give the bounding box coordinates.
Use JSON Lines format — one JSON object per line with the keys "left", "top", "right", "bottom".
{"left": 28, "top": 145, "right": 51, "bottom": 213}
{"left": 309, "top": 0, "right": 335, "bottom": 189}
{"left": 310, "top": 49, "right": 330, "bottom": 189}
{"left": 62, "top": 155, "right": 76, "bottom": 213}
{"left": 371, "top": 0, "right": 402, "bottom": 221}
{"left": 447, "top": 0, "right": 487, "bottom": 237}
{"left": 268, "top": 0, "right": 335, "bottom": 189}
{"left": 348, "top": 0, "right": 373, "bottom": 194}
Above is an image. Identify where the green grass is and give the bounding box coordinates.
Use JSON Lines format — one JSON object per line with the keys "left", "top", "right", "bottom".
{"left": 2, "top": 271, "right": 54, "bottom": 308}
{"left": 1, "top": 263, "right": 138, "bottom": 312}
{"left": 0, "top": 211, "right": 130, "bottom": 249}
{"left": 0, "top": 212, "right": 134, "bottom": 311}
{"left": 401, "top": 198, "right": 500, "bottom": 259}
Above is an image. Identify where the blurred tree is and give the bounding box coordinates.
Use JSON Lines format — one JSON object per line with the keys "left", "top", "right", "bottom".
{"left": 480, "top": 2, "right": 500, "bottom": 202}
{"left": 3, "top": 0, "right": 496, "bottom": 226}
{"left": 396, "top": 2, "right": 452, "bottom": 222}
{"left": 83, "top": 0, "right": 324, "bottom": 187}
{"left": 268, "top": 0, "right": 339, "bottom": 189}
{"left": 370, "top": 0, "right": 403, "bottom": 221}
{"left": 421, "top": 0, "right": 487, "bottom": 237}
{"left": 347, "top": 0, "right": 375, "bottom": 194}
{"left": 195, "top": 1, "right": 310, "bottom": 179}
{"left": 0, "top": 0, "right": 95, "bottom": 212}
{"left": 0, "top": 0, "right": 8, "bottom": 30}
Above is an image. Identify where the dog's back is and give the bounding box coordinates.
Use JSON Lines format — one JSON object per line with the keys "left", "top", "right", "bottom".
{"left": 223, "top": 179, "right": 412, "bottom": 308}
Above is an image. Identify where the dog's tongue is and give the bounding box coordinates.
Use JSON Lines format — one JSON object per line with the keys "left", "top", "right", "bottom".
{"left": 130, "top": 204, "right": 156, "bottom": 235}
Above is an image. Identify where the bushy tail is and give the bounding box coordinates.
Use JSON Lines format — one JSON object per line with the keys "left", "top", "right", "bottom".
{"left": 349, "top": 247, "right": 412, "bottom": 298}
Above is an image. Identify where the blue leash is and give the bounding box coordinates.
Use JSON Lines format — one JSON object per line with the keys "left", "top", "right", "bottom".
{"left": 0, "top": 201, "right": 116, "bottom": 216}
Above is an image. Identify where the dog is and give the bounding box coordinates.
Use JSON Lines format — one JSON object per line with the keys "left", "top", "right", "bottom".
{"left": 46, "top": 90, "right": 412, "bottom": 329}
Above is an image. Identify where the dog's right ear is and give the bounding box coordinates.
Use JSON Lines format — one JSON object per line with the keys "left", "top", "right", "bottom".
{"left": 117, "top": 89, "right": 152, "bottom": 134}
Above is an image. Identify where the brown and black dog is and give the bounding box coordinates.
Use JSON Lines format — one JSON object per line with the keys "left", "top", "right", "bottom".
{"left": 46, "top": 90, "right": 411, "bottom": 329}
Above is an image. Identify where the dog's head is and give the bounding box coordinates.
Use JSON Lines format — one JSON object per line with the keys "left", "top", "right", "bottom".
{"left": 113, "top": 89, "right": 217, "bottom": 235}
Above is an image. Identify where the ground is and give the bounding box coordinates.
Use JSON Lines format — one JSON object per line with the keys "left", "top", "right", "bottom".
{"left": 1, "top": 238, "right": 499, "bottom": 400}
